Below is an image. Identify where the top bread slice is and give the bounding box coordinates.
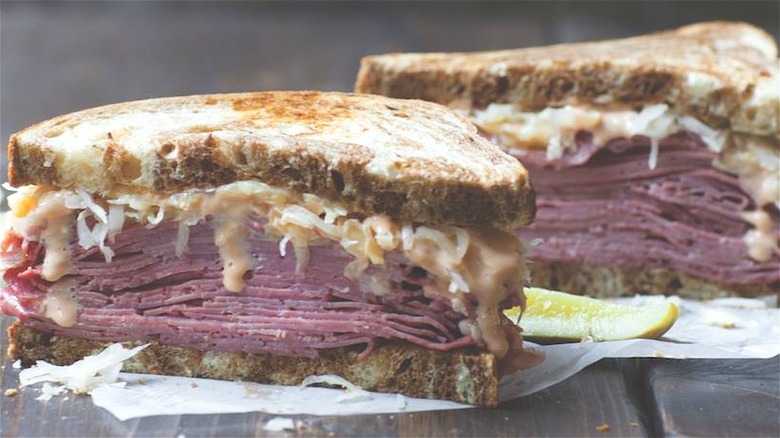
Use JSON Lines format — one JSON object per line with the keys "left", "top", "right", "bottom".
{"left": 8, "top": 91, "right": 535, "bottom": 229}
{"left": 355, "top": 21, "right": 779, "bottom": 139}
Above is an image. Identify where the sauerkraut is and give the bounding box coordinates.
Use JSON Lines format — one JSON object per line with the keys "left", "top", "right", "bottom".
{"left": 6, "top": 180, "right": 476, "bottom": 299}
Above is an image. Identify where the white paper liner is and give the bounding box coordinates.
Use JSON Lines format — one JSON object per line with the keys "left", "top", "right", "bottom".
{"left": 18, "top": 296, "right": 780, "bottom": 420}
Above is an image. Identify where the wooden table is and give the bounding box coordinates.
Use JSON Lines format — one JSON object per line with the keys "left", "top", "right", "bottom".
{"left": 1, "top": 2, "right": 779, "bottom": 437}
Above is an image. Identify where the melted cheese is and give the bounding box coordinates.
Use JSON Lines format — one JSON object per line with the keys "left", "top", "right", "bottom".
{"left": 6, "top": 181, "right": 526, "bottom": 358}
{"left": 716, "top": 136, "right": 780, "bottom": 210}
{"left": 215, "top": 219, "right": 252, "bottom": 292}
{"left": 8, "top": 190, "right": 74, "bottom": 281}
{"left": 741, "top": 210, "right": 776, "bottom": 262}
{"left": 717, "top": 136, "right": 780, "bottom": 261}
{"left": 407, "top": 227, "right": 524, "bottom": 357}
{"left": 43, "top": 281, "right": 79, "bottom": 327}
{"left": 471, "top": 103, "right": 780, "bottom": 263}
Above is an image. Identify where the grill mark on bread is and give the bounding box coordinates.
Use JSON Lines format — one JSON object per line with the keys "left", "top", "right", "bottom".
{"left": 152, "top": 134, "right": 238, "bottom": 191}
{"left": 616, "top": 71, "right": 673, "bottom": 104}
{"left": 103, "top": 141, "right": 141, "bottom": 182}
{"left": 8, "top": 135, "right": 58, "bottom": 187}
{"left": 232, "top": 91, "right": 340, "bottom": 126}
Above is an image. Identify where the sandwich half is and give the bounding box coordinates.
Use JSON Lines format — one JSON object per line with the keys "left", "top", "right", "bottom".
{"left": 1, "top": 91, "right": 540, "bottom": 406}
{"left": 356, "top": 21, "right": 780, "bottom": 298}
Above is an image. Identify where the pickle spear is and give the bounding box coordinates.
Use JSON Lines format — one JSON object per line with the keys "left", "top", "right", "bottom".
{"left": 505, "top": 287, "right": 679, "bottom": 343}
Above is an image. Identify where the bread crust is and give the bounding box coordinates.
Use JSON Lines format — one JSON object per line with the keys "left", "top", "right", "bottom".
{"left": 8, "top": 322, "right": 499, "bottom": 406}
{"left": 530, "top": 261, "right": 778, "bottom": 299}
{"left": 355, "top": 22, "right": 779, "bottom": 139}
{"left": 7, "top": 91, "right": 534, "bottom": 229}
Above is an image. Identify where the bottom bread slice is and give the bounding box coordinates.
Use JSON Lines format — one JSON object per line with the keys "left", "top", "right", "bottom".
{"left": 530, "top": 262, "right": 778, "bottom": 299}
{"left": 7, "top": 322, "right": 498, "bottom": 406}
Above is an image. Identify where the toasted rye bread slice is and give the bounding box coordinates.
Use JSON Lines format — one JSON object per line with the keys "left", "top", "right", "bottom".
{"left": 8, "top": 91, "right": 534, "bottom": 229}
{"left": 8, "top": 322, "right": 498, "bottom": 406}
{"left": 530, "top": 261, "right": 778, "bottom": 299}
{"left": 355, "top": 21, "right": 779, "bottom": 140}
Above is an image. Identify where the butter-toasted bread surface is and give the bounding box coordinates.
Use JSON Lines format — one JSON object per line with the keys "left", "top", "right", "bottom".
{"left": 9, "top": 91, "right": 534, "bottom": 229}
{"left": 356, "top": 22, "right": 779, "bottom": 139}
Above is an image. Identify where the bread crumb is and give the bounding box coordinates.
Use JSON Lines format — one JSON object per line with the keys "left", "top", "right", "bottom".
{"left": 191, "top": 382, "right": 199, "bottom": 388}
{"left": 596, "top": 424, "right": 610, "bottom": 432}
{"left": 136, "top": 378, "right": 146, "bottom": 385}
{"left": 4, "top": 388, "right": 18, "bottom": 397}
{"left": 263, "top": 418, "right": 295, "bottom": 432}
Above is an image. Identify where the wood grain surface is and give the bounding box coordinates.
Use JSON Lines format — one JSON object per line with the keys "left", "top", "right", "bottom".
{"left": 648, "top": 359, "right": 780, "bottom": 438}
{"left": 1, "top": 2, "right": 779, "bottom": 437}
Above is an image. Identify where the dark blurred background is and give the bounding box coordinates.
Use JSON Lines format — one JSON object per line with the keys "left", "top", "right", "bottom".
{"left": 1, "top": 0, "right": 778, "bottom": 192}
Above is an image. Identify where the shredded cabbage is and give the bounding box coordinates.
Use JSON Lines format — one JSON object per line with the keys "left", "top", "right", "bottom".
{"left": 107, "top": 204, "right": 125, "bottom": 237}
{"left": 448, "top": 269, "right": 470, "bottom": 294}
{"left": 278, "top": 234, "right": 292, "bottom": 257}
{"left": 176, "top": 220, "right": 191, "bottom": 258}
{"left": 471, "top": 103, "right": 729, "bottom": 159}
{"left": 19, "top": 343, "right": 148, "bottom": 395}
{"left": 648, "top": 138, "right": 660, "bottom": 170}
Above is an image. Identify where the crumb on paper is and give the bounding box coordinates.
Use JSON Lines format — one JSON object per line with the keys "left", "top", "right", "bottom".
{"left": 4, "top": 388, "right": 18, "bottom": 397}
{"left": 700, "top": 308, "right": 740, "bottom": 329}
{"left": 596, "top": 423, "right": 610, "bottom": 432}
{"left": 396, "top": 394, "right": 407, "bottom": 410}
{"left": 652, "top": 351, "right": 687, "bottom": 359}
{"left": 243, "top": 382, "right": 267, "bottom": 397}
{"left": 36, "top": 382, "right": 66, "bottom": 401}
{"left": 264, "top": 417, "right": 295, "bottom": 432}
{"left": 708, "top": 298, "right": 768, "bottom": 309}
{"left": 190, "top": 382, "right": 198, "bottom": 388}
{"left": 136, "top": 378, "right": 146, "bottom": 385}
